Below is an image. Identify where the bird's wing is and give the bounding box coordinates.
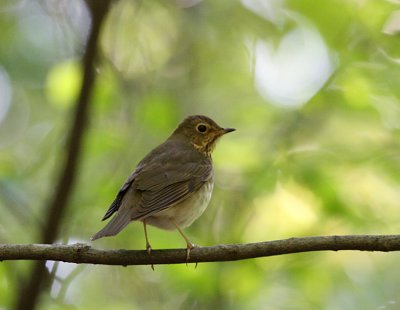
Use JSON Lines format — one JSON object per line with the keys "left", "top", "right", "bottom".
{"left": 100, "top": 163, "right": 144, "bottom": 221}
{"left": 99, "top": 155, "right": 213, "bottom": 222}
{"left": 131, "top": 159, "right": 213, "bottom": 219}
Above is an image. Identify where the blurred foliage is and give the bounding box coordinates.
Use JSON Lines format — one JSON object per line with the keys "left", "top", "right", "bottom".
{"left": 1, "top": 0, "right": 400, "bottom": 309}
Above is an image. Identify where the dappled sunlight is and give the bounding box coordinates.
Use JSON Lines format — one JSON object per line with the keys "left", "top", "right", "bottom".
{"left": 318, "top": 113, "right": 392, "bottom": 151}
{"left": 16, "top": 0, "right": 90, "bottom": 59}
{"left": 46, "top": 60, "right": 82, "bottom": 109}
{"left": 341, "top": 252, "right": 374, "bottom": 285}
{"left": 45, "top": 238, "right": 87, "bottom": 302}
{"left": 0, "top": 67, "right": 11, "bottom": 124}
{"left": 372, "top": 95, "right": 400, "bottom": 130}
{"left": 252, "top": 24, "right": 335, "bottom": 108}
{"left": 333, "top": 166, "right": 400, "bottom": 225}
{"left": 213, "top": 137, "right": 262, "bottom": 170}
{"left": 102, "top": 0, "right": 179, "bottom": 78}
{"left": 244, "top": 181, "right": 320, "bottom": 241}
{"left": 243, "top": 0, "right": 336, "bottom": 108}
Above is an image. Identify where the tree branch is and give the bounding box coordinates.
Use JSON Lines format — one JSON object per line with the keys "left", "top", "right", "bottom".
{"left": 3, "top": 235, "right": 400, "bottom": 266}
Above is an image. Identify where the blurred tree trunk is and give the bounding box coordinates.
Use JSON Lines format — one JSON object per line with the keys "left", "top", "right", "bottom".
{"left": 13, "top": 1, "right": 113, "bottom": 309}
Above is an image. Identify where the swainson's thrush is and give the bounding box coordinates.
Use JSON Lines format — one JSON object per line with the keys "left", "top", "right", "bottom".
{"left": 91, "top": 115, "right": 235, "bottom": 258}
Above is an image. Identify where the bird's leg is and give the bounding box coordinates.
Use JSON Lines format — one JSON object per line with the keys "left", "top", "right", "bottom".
{"left": 143, "top": 220, "right": 154, "bottom": 270}
{"left": 172, "top": 221, "right": 194, "bottom": 261}
{"left": 143, "top": 220, "right": 152, "bottom": 255}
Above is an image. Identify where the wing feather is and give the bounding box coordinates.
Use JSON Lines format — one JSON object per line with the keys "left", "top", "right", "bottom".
{"left": 100, "top": 164, "right": 143, "bottom": 221}
{"left": 131, "top": 162, "right": 213, "bottom": 219}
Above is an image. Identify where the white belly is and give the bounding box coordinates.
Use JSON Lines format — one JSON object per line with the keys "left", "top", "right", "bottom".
{"left": 143, "top": 181, "right": 214, "bottom": 230}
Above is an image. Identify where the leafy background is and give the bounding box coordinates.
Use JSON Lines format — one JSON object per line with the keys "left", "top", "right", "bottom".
{"left": 1, "top": 0, "right": 400, "bottom": 309}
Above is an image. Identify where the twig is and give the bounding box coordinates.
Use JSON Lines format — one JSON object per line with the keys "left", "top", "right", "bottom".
{"left": 3, "top": 235, "right": 400, "bottom": 266}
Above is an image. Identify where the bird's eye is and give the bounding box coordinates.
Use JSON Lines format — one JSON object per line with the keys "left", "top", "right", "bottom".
{"left": 196, "top": 124, "right": 207, "bottom": 133}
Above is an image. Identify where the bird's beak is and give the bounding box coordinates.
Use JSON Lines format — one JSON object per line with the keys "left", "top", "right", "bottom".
{"left": 222, "top": 127, "right": 236, "bottom": 134}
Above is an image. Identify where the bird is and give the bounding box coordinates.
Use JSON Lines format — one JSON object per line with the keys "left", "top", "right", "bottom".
{"left": 91, "top": 115, "right": 235, "bottom": 259}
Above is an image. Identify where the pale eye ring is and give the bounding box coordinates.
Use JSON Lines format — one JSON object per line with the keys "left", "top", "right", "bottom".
{"left": 196, "top": 124, "right": 208, "bottom": 133}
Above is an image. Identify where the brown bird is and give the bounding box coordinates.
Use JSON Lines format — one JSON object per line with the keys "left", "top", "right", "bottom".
{"left": 91, "top": 115, "right": 235, "bottom": 259}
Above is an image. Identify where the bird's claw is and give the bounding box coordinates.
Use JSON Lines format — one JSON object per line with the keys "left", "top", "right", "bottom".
{"left": 146, "top": 243, "right": 152, "bottom": 255}
{"left": 146, "top": 243, "right": 154, "bottom": 270}
{"left": 186, "top": 242, "right": 196, "bottom": 262}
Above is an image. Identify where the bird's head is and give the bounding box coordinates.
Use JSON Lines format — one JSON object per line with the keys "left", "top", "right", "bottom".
{"left": 172, "top": 115, "right": 235, "bottom": 155}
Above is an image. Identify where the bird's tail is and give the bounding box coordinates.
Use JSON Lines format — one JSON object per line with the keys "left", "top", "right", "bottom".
{"left": 91, "top": 208, "right": 133, "bottom": 241}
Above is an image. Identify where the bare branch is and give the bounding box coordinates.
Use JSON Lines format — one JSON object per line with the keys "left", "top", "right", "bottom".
{"left": 3, "top": 235, "right": 400, "bottom": 266}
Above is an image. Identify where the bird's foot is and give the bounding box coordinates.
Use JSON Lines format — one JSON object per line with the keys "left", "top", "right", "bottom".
{"left": 146, "top": 243, "right": 152, "bottom": 255}
{"left": 186, "top": 242, "right": 196, "bottom": 261}
{"left": 145, "top": 243, "right": 154, "bottom": 270}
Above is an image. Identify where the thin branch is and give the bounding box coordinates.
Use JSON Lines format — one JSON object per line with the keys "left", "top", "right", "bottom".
{"left": 3, "top": 235, "right": 400, "bottom": 266}
{"left": 14, "top": 1, "right": 112, "bottom": 310}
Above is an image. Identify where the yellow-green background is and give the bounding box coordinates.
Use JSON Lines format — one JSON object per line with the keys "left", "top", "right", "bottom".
{"left": 1, "top": 0, "right": 400, "bottom": 309}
